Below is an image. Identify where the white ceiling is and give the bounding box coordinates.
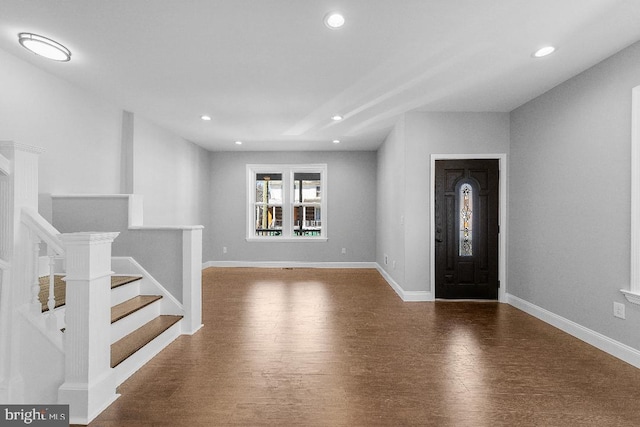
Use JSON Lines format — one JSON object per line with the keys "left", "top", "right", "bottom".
{"left": 1, "top": 0, "right": 640, "bottom": 152}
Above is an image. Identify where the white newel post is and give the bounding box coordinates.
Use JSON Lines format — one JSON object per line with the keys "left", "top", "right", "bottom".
{"left": 57, "top": 232, "right": 120, "bottom": 425}
{"left": 182, "top": 227, "right": 203, "bottom": 334}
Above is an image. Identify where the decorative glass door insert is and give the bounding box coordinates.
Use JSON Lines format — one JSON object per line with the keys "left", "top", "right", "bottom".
{"left": 459, "top": 183, "right": 473, "bottom": 256}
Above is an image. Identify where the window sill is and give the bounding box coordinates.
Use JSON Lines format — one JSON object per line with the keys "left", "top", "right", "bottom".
{"left": 621, "top": 289, "right": 640, "bottom": 305}
{"left": 246, "top": 237, "right": 328, "bottom": 243}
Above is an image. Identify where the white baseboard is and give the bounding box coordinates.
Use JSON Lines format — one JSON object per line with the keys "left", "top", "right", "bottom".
{"left": 507, "top": 293, "right": 640, "bottom": 369}
{"left": 202, "top": 260, "right": 378, "bottom": 269}
{"left": 375, "top": 264, "right": 432, "bottom": 302}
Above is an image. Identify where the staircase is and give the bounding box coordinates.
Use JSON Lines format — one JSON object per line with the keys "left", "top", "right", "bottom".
{"left": 39, "top": 272, "right": 184, "bottom": 385}
{"left": 108, "top": 274, "right": 183, "bottom": 384}
{"left": 1, "top": 142, "right": 203, "bottom": 424}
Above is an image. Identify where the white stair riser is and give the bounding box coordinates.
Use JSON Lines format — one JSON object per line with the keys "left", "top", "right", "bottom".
{"left": 113, "top": 320, "right": 182, "bottom": 386}
{"left": 110, "top": 280, "right": 141, "bottom": 306}
{"left": 111, "top": 300, "right": 162, "bottom": 344}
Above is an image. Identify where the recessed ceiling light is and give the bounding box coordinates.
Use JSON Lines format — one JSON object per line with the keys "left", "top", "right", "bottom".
{"left": 201, "top": 115, "right": 212, "bottom": 121}
{"left": 18, "top": 32, "right": 71, "bottom": 62}
{"left": 533, "top": 46, "right": 556, "bottom": 58}
{"left": 332, "top": 115, "right": 343, "bottom": 121}
{"left": 332, "top": 140, "right": 340, "bottom": 144}
{"left": 235, "top": 140, "right": 243, "bottom": 145}
{"left": 324, "top": 12, "right": 345, "bottom": 29}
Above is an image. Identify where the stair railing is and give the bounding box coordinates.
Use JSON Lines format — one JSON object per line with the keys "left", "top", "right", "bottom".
{"left": 51, "top": 194, "right": 203, "bottom": 334}
{"left": 21, "top": 207, "right": 65, "bottom": 331}
{"left": 21, "top": 208, "right": 121, "bottom": 423}
{"left": 0, "top": 257, "right": 10, "bottom": 401}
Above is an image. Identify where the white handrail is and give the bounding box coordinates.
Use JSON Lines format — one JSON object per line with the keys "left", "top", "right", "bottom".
{"left": 21, "top": 208, "right": 65, "bottom": 256}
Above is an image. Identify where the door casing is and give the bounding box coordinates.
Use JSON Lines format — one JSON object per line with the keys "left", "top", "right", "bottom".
{"left": 430, "top": 153, "right": 507, "bottom": 302}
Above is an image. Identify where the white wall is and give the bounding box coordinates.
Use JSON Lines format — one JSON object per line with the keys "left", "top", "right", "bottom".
{"left": 377, "top": 112, "right": 510, "bottom": 293}
{"left": 132, "top": 114, "right": 210, "bottom": 227}
{"left": 0, "top": 48, "right": 210, "bottom": 244}
{"left": 209, "top": 151, "right": 377, "bottom": 264}
{"left": 404, "top": 112, "right": 510, "bottom": 293}
{"left": 510, "top": 40, "right": 640, "bottom": 350}
{"left": 0, "top": 49, "right": 122, "bottom": 196}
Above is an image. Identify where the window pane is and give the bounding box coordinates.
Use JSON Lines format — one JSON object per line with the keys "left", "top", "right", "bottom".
{"left": 293, "top": 206, "right": 322, "bottom": 236}
{"left": 255, "top": 174, "right": 282, "bottom": 205}
{"left": 459, "top": 183, "right": 473, "bottom": 256}
{"left": 255, "top": 205, "right": 282, "bottom": 236}
{"left": 294, "top": 173, "right": 321, "bottom": 203}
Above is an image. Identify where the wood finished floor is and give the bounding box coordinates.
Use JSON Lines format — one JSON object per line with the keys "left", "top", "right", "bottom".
{"left": 89, "top": 268, "right": 640, "bottom": 426}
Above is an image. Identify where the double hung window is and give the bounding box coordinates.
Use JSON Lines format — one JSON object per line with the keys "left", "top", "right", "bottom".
{"left": 247, "top": 164, "right": 327, "bottom": 241}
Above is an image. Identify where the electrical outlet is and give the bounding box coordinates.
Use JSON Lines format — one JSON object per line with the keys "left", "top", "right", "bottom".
{"left": 223, "top": 246, "right": 227, "bottom": 254}
{"left": 341, "top": 248, "right": 346, "bottom": 254}
{"left": 392, "top": 260, "right": 396, "bottom": 269}
{"left": 614, "top": 302, "right": 626, "bottom": 319}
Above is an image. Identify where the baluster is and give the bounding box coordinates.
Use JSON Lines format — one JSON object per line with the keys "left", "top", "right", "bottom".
{"left": 30, "top": 231, "right": 42, "bottom": 316}
{"left": 46, "top": 247, "right": 58, "bottom": 331}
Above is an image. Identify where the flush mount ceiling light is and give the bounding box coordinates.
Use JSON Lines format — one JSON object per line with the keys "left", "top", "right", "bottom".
{"left": 234, "top": 140, "right": 243, "bottom": 145}
{"left": 533, "top": 46, "right": 556, "bottom": 58}
{"left": 332, "top": 140, "right": 340, "bottom": 144}
{"left": 332, "top": 114, "right": 344, "bottom": 121}
{"left": 200, "top": 115, "right": 212, "bottom": 121}
{"left": 324, "top": 12, "right": 345, "bottom": 29}
{"left": 18, "top": 32, "right": 71, "bottom": 62}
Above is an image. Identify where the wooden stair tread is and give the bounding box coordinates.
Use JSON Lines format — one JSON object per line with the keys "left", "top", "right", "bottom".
{"left": 111, "top": 315, "right": 182, "bottom": 368}
{"left": 111, "top": 295, "right": 162, "bottom": 324}
{"left": 39, "top": 275, "right": 143, "bottom": 312}
{"left": 111, "top": 275, "right": 143, "bottom": 289}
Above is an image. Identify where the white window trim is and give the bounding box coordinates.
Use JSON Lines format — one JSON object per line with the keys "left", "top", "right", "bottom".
{"left": 622, "top": 86, "right": 640, "bottom": 305}
{"left": 246, "top": 164, "right": 328, "bottom": 242}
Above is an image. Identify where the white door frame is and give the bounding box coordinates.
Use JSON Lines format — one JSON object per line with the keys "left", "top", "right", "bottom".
{"left": 430, "top": 153, "right": 508, "bottom": 302}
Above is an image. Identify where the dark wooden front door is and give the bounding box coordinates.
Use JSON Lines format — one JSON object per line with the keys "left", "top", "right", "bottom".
{"left": 435, "top": 159, "right": 499, "bottom": 299}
